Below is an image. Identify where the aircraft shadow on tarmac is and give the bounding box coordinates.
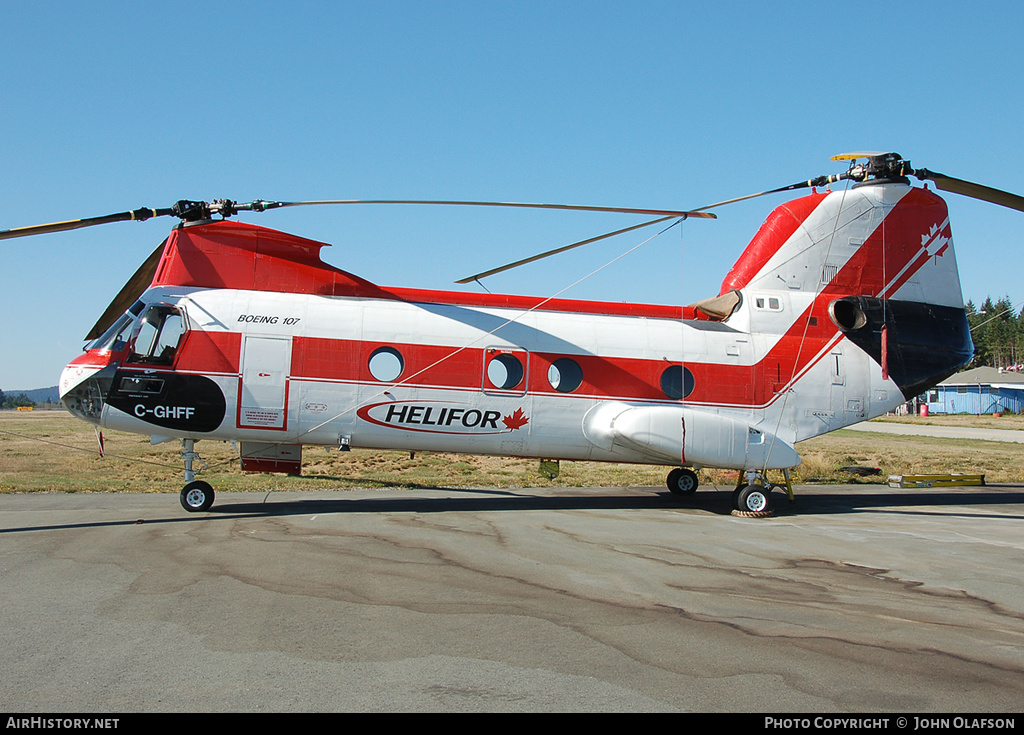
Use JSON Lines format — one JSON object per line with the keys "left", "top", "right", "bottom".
{"left": 3, "top": 485, "right": 1022, "bottom": 535}
{"left": 213, "top": 484, "right": 1024, "bottom": 520}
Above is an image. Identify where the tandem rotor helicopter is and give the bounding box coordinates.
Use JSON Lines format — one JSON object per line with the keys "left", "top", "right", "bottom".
{"left": 4, "top": 152, "right": 1022, "bottom": 515}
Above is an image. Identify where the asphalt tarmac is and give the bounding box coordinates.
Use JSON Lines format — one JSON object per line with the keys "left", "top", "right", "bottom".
{"left": 846, "top": 421, "right": 1024, "bottom": 443}
{"left": 1, "top": 482, "right": 1022, "bottom": 713}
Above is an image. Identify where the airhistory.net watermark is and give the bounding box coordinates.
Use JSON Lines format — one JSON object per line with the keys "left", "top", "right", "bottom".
{"left": 6, "top": 719, "right": 118, "bottom": 730}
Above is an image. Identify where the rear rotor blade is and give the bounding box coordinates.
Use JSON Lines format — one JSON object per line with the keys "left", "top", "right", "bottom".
{"left": 451, "top": 180, "right": 840, "bottom": 284}
{"left": 455, "top": 216, "right": 677, "bottom": 284}
{"left": 692, "top": 177, "right": 844, "bottom": 212}
{"left": 913, "top": 169, "right": 1024, "bottom": 213}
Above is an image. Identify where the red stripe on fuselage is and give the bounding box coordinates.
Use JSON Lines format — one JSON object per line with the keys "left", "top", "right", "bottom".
{"left": 291, "top": 336, "right": 672, "bottom": 401}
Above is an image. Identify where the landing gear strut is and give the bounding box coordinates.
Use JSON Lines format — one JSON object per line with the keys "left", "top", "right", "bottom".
{"left": 179, "top": 439, "right": 214, "bottom": 512}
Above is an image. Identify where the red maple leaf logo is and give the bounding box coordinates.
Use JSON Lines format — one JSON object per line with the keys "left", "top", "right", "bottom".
{"left": 502, "top": 407, "right": 529, "bottom": 431}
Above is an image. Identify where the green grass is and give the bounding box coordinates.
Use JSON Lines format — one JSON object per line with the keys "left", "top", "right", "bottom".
{"left": 872, "top": 412, "right": 1024, "bottom": 430}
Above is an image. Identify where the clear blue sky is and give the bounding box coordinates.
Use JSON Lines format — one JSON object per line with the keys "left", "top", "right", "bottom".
{"left": 3, "top": 0, "right": 1023, "bottom": 390}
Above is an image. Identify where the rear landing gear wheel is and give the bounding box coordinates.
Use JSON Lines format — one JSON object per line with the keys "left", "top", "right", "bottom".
{"left": 667, "top": 467, "right": 699, "bottom": 495}
{"left": 181, "top": 481, "right": 215, "bottom": 512}
{"left": 734, "top": 484, "right": 773, "bottom": 516}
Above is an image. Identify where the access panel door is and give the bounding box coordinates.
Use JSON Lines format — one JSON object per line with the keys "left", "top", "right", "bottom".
{"left": 238, "top": 335, "right": 292, "bottom": 430}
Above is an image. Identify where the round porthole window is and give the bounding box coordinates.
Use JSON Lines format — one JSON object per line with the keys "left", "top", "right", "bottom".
{"left": 547, "top": 357, "right": 583, "bottom": 393}
{"left": 661, "top": 365, "right": 695, "bottom": 400}
{"left": 487, "top": 353, "right": 524, "bottom": 390}
{"left": 368, "top": 346, "right": 404, "bottom": 382}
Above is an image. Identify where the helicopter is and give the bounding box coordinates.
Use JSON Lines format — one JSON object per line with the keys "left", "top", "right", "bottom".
{"left": 5, "top": 152, "right": 1021, "bottom": 515}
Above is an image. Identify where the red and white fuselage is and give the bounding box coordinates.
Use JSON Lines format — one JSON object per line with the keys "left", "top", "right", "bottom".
{"left": 60, "top": 181, "right": 973, "bottom": 477}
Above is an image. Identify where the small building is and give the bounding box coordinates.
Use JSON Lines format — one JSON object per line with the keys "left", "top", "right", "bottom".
{"left": 924, "top": 366, "right": 1024, "bottom": 415}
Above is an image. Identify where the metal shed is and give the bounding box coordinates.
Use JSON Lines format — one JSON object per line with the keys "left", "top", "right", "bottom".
{"left": 923, "top": 366, "right": 1024, "bottom": 414}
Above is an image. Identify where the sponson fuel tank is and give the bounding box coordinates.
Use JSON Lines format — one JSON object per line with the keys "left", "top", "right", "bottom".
{"left": 583, "top": 402, "right": 800, "bottom": 470}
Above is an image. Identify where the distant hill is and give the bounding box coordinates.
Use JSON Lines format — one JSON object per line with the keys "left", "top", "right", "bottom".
{"left": 3, "top": 386, "right": 60, "bottom": 403}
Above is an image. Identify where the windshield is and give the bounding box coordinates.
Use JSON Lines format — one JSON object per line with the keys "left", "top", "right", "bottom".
{"left": 88, "top": 300, "right": 145, "bottom": 352}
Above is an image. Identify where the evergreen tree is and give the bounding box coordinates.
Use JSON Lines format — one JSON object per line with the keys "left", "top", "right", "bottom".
{"left": 966, "top": 295, "right": 1024, "bottom": 370}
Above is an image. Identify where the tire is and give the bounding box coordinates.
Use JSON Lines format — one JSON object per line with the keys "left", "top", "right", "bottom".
{"left": 181, "top": 481, "right": 215, "bottom": 512}
{"left": 667, "top": 467, "right": 699, "bottom": 495}
{"left": 735, "top": 484, "right": 772, "bottom": 514}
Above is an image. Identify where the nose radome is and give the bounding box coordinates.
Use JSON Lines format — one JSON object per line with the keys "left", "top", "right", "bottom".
{"left": 60, "top": 357, "right": 117, "bottom": 424}
{"left": 60, "top": 363, "right": 101, "bottom": 399}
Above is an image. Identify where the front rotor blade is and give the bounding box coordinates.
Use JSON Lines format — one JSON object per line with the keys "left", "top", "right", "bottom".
{"left": 84, "top": 239, "right": 168, "bottom": 341}
{"left": 0, "top": 207, "right": 172, "bottom": 241}
{"left": 276, "top": 199, "right": 717, "bottom": 219}
{"left": 914, "top": 169, "right": 1024, "bottom": 213}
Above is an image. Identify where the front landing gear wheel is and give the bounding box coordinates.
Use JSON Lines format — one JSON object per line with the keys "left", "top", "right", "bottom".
{"left": 733, "top": 484, "right": 774, "bottom": 517}
{"left": 181, "top": 481, "right": 215, "bottom": 512}
{"left": 667, "top": 467, "right": 699, "bottom": 495}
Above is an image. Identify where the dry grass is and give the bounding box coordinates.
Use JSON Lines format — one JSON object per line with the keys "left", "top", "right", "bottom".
{"left": 2, "top": 410, "right": 1022, "bottom": 495}
{"left": 792, "top": 429, "right": 1023, "bottom": 484}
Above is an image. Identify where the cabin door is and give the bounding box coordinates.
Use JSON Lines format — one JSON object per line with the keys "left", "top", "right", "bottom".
{"left": 238, "top": 335, "right": 292, "bottom": 430}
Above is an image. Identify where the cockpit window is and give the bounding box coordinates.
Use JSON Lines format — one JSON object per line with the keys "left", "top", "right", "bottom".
{"left": 128, "top": 305, "right": 187, "bottom": 365}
